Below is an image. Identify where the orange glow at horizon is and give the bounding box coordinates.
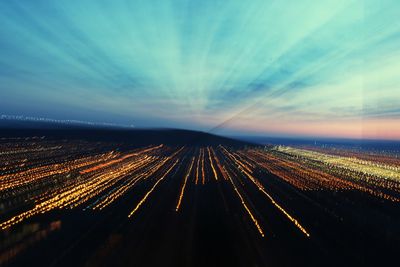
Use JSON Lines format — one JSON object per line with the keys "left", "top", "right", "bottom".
{"left": 230, "top": 118, "right": 400, "bottom": 140}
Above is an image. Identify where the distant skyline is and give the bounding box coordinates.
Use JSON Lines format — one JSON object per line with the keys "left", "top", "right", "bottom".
{"left": 1, "top": 0, "right": 399, "bottom": 140}
{"left": 0, "top": 114, "right": 135, "bottom": 128}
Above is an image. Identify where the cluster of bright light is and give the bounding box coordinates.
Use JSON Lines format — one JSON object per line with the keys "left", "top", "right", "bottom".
{"left": 276, "top": 146, "right": 400, "bottom": 181}
{"left": 243, "top": 147, "right": 400, "bottom": 202}
{"left": 0, "top": 143, "right": 168, "bottom": 229}
{"left": 5, "top": 139, "right": 398, "bottom": 239}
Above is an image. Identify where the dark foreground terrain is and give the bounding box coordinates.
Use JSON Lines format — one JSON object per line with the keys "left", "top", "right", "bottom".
{"left": 0, "top": 129, "right": 399, "bottom": 267}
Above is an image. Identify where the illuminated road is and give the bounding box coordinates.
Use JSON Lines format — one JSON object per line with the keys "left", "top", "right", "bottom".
{"left": 0, "top": 138, "right": 399, "bottom": 266}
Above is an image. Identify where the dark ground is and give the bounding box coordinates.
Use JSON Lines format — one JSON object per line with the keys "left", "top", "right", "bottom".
{"left": 3, "top": 153, "right": 399, "bottom": 267}
{"left": 0, "top": 128, "right": 399, "bottom": 267}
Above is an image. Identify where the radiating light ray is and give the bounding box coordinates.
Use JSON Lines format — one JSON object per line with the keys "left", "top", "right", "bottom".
{"left": 1, "top": 1, "right": 399, "bottom": 139}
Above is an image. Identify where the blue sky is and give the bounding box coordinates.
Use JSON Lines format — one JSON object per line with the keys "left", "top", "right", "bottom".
{"left": 0, "top": 0, "right": 399, "bottom": 139}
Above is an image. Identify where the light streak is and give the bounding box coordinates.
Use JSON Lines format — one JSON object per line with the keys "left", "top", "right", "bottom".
{"left": 176, "top": 157, "right": 195, "bottom": 212}
{"left": 201, "top": 148, "right": 205, "bottom": 185}
{"left": 80, "top": 145, "right": 163, "bottom": 174}
{"left": 207, "top": 147, "right": 219, "bottom": 181}
{"left": 4, "top": 138, "right": 400, "bottom": 242}
{"left": 221, "top": 146, "right": 311, "bottom": 237}
{"left": 128, "top": 160, "right": 179, "bottom": 218}
{"left": 195, "top": 149, "right": 200, "bottom": 185}
{"left": 0, "top": 145, "right": 172, "bottom": 229}
{"left": 226, "top": 169, "right": 265, "bottom": 237}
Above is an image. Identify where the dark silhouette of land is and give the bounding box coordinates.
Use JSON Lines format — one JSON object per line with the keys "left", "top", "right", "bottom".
{"left": 0, "top": 120, "right": 253, "bottom": 147}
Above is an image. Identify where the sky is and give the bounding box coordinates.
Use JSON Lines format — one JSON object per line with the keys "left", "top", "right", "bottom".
{"left": 0, "top": 0, "right": 399, "bottom": 140}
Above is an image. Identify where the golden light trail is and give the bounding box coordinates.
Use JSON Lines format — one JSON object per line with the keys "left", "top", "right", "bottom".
{"left": 246, "top": 148, "right": 400, "bottom": 202}
{"left": 211, "top": 147, "right": 229, "bottom": 181}
{"left": 0, "top": 152, "right": 116, "bottom": 191}
{"left": 3, "top": 138, "right": 400, "bottom": 242}
{"left": 220, "top": 146, "right": 252, "bottom": 174}
{"left": 242, "top": 162, "right": 310, "bottom": 237}
{"left": 176, "top": 157, "right": 195, "bottom": 212}
{"left": 275, "top": 146, "right": 400, "bottom": 182}
{"left": 207, "top": 147, "right": 219, "bottom": 181}
{"left": 0, "top": 145, "right": 172, "bottom": 229}
{"left": 128, "top": 160, "right": 179, "bottom": 218}
{"left": 221, "top": 146, "right": 311, "bottom": 237}
{"left": 195, "top": 149, "right": 200, "bottom": 185}
{"left": 226, "top": 170, "right": 265, "bottom": 237}
{"left": 93, "top": 157, "right": 169, "bottom": 210}
{"left": 201, "top": 148, "right": 205, "bottom": 185}
{"left": 79, "top": 145, "right": 163, "bottom": 174}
